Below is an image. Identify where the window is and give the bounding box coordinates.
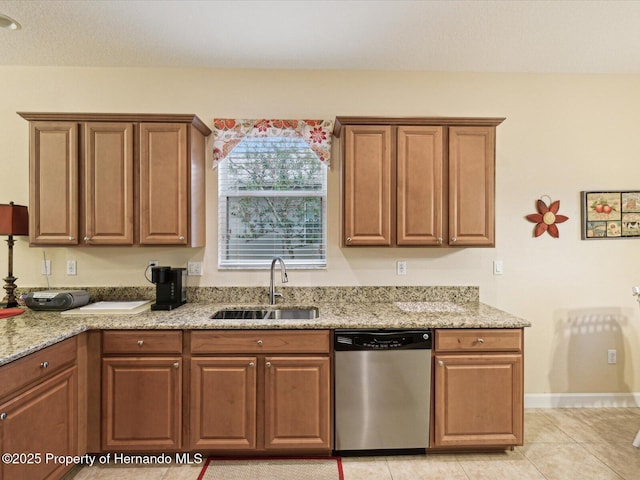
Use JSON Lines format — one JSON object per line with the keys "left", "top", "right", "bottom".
{"left": 217, "top": 134, "right": 328, "bottom": 269}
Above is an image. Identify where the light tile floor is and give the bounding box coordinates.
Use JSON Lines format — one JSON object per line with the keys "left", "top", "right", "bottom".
{"left": 65, "top": 408, "right": 640, "bottom": 480}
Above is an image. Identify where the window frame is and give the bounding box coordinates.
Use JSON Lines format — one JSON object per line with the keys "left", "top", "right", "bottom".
{"left": 217, "top": 136, "right": 328, "bottom": 270}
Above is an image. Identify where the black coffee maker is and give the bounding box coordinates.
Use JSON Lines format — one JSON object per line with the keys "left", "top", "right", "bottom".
{"left": 150, "top": 266, "right": 186, "bottom": 310}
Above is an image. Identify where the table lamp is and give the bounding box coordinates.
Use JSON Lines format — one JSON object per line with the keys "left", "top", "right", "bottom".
{"left": 0, "top": 202, "right": 29, "bottom": 308}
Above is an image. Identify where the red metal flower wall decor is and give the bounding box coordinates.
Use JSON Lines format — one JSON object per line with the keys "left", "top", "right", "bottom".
{"left": 526, "top": 198, "right": 569, "bottom": 238}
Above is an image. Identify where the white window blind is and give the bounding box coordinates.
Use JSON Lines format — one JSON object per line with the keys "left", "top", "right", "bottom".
{"left": 218, "top": 136, "right": 327, "bottom": 269}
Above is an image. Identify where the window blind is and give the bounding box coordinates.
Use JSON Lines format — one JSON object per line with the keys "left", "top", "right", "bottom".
{"left": 218, "top": 136, "right": 327, "bottom": 269}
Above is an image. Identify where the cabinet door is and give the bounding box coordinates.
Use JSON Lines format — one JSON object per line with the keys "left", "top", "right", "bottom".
{"left": 29, "top": 122, "right": 79, "bottom": 245}
{"left": 0, "top": 367, "right": 77, "bottom": 480}
{"left": 433, "top": 353, "right": 523, "bottom": 447}
{"left": 139, "top": 123, "right": 188, "bottom": 245}
{"left": 397, "top": 126, "right": 444, "bottom": 245}
{"left": 448, "top": 126, "right": 495, "bottom": 246}
{"left": 264, "top": 356, "right": 331, "bottom": 450}
{"left": 83, "top": 123, "right": 134, "bottom": 245}
{"left": 190, "top": 357, "right": 257, "bottom": 450}
{"left": 102, "top": 357, "right": 182, "bottom": 451}
{"left": 343, "top": 125, "right": 393, "bottom": 246}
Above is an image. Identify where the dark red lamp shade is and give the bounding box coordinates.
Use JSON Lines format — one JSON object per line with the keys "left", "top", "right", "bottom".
{"left": 0, "top": 203, "right": 29, "bottom": 236}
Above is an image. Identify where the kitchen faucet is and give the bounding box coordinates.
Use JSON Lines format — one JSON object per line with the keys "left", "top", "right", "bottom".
{"left": 269, "top": 257, "right": 288, "bottom": 305}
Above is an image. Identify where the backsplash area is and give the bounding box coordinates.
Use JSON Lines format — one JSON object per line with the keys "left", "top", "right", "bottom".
{"left": 20, "top": 286, "right": 479, "bottom": 304}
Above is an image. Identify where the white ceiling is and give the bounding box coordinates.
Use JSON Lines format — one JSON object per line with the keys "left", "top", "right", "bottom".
{"left": 1, "top": 0, "right": 639, "bottom": 74}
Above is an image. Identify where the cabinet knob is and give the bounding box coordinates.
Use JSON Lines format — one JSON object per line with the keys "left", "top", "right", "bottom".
{"left": 83, "top": 236, "right": 91, "bottom": 243}
{"left": 137, "top": 340, "right": 144, "bottom": 347}
{"left": 173, "top": 362, "right": 179, "bottom": 369}
{"left": 346, "top": 237, "right": 352, "bottom": 244}
{"left": 257, "top": 340, "right": 263, "bottom": 346}
{"left": 0, "top": 413, "right": 7, "bottom": 420}
{"left": 179, "top": 236, "right": 185, "bottom": 241}
{"left": 69, "top": 236, "right": 75, "bottom": 241}
{"left": 266, "top": 361, "right": 272, "bottom": 368}
{"left": 40, "top": 361, "right": 49, "bottom": 368}
{"left": 437, "top": 237, "right": 443, "bottom": 244}
{"left": 477, "top": 338, "right": 485, "bottom": 344}
{"left": 249, "top": 362, "right": 255, "bottom": 368}
{"left": 438, "top": 360, "right": 444, "bottom": 367}
{"left": 451, "top": 236, "right": 457, "bottom": 243}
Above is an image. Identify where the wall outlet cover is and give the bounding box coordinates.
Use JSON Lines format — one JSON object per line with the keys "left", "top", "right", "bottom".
{"left": 66, "top": 260, "right": 77, "bottom": 276}
{"left": 188, "top": 262, "right": 203, "bottom": 276}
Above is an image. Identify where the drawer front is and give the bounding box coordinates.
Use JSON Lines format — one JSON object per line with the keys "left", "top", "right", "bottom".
{"left": 191, "top": 330, "right": 331, "bottom": 354}
{"left": 103, "top": 330, "right": 183, "bottom": 355}
{"left": 0, "top": 337, "right": 77, "bottom": 399}
{"left": 435, "top": 329, "right": 522, "bottom": 353}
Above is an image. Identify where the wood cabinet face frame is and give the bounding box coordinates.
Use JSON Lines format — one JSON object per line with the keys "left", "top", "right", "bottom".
{"left": 432, "top": 328, "right": 524, "bottom": 449}
{"left": 28, "top": 122, "right": 79, "bottom": 245}
{"left": 0, "top": 338, "right": 79, "bottom": 480}
{"left": 100, "top": 331, "right": 183, "bottom": 451}
{"left": 336, "top": 116, "right": 504, "bottom": 248}
{"left": 19, "top": 112, "right": 210, "bottom": 247}
{"left": 189, "top": 330, "right": 332, "bottom": 454}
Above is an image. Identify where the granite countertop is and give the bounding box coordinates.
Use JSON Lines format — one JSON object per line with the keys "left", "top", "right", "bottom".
{"left": 0, "top": 289, "right": 530, "bottom": 367}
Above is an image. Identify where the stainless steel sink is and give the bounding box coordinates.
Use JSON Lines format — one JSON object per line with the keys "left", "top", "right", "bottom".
{"left": 210, "top": 307, "right": 318, "bottom": 320}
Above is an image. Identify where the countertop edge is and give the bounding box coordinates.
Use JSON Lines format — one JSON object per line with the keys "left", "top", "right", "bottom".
{"left": 0, "top": 301, "right": 530, "bottom": 367}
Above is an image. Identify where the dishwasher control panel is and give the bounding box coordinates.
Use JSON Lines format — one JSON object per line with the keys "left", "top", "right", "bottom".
{"left": 334, "top": 330, "right": 431, "bottom": 351}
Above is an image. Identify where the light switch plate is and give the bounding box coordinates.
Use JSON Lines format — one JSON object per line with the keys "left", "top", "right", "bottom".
{"left": 493, "top": 260, "right": 504, "bottom": 275}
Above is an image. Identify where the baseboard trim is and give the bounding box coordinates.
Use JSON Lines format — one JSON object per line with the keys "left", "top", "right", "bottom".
{"left": 525, "top": 393, "right": 640, "bottom": 408}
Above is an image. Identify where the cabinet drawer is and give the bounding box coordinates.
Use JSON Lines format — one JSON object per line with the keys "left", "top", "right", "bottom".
{"left": 191, "top": 330, "right": 331, "bottom": 354}
{"left": 103, "top": 330, "right": 183, "bottom": 355}
{"left": 435, "top": 329, "right": 522, "bottom": 353}
{"left": 0, "top": 337, "right": 77, "bottom": 399}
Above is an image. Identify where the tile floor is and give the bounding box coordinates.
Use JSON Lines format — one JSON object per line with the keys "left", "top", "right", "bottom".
{"left": 65, "top": 408, "right": 640, "bottom": 480}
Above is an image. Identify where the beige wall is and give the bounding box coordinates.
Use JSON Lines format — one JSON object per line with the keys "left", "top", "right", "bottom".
{"left": 1, "top": 66, "right": 640, "bottom": 396}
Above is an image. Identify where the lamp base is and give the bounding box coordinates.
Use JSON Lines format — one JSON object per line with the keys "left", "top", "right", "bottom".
{"left": 2, "top": 274, "right": 18, "bottom": 309}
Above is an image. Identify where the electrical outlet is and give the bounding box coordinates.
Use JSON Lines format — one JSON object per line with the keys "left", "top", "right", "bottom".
{"left": 148, "top": 260, "right": 159, "bottom": 268}
{"left": 633, "top": 286, "right": 640, "bottom": 296}
{"left": 396, "top": 261, "right": 407, "bottom": 275}
{"left": 493, "top": 260, "right": 504, "bottom": 275}
{"left": 66, "top": 260, "right": 77, "bottom": 276}
{"left": 608, "top": 349, "right": 617, "bottom": 364}
{"left": 188, "top": 262, "right": 203, "bottom": 276}
{"left": 41, "top": 259, "right": 51, "bottom": 275}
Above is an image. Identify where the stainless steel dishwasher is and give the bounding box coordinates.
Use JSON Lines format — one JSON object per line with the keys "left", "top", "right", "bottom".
{"left": 334, "top": 329, "right": 432, "bottom": 454}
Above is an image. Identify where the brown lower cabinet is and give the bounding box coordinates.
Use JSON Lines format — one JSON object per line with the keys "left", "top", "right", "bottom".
{"left": 102, "top": 357, "right": 182, "bottom": 451}
{"left": 101, "top": 330, "right": 183, "bottom": 451}
{"left": 189, "top": 330, "right": 332, "bottom": 454}
{"left": 432, "top": 329, "right": 524, "bottom": 448}
{"left": 0, "top": 326, "right": 525, "bottom": 480}
{"left": 0, "top": 338, "right": 78, "bottom": 480}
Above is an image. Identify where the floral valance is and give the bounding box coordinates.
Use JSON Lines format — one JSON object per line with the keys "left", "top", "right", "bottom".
{"left": 212, "top": 119, "right": 334, "bottom": 167}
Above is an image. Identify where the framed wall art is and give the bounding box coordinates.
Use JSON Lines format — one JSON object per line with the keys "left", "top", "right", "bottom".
{"left": 581, "top": 191, "right": 640, "bottom": 239}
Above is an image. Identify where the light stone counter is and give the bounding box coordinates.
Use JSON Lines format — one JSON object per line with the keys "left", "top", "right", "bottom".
{"left": 0, "top": 286, "right": 530, "bottom": 366}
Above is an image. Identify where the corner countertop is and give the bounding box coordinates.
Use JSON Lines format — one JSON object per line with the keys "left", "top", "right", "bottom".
{"left": 0, "top": 300, "right": 530, "bottom": 367}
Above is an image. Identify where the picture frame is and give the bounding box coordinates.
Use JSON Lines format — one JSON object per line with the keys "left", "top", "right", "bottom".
{"left": 581, "top": 191, "right": 640, "bottom": 239}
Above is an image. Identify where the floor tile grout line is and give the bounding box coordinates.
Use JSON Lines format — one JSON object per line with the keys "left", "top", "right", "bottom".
{"left": 454, "top": 457, "right": 474, "bottom": 480}
{"left": 576, "top": 443, "right": 631, "bottom": 480}
{"left": 522, "top": 439, "right": 627, "bottom": 480}
{"left": 519, "top": 443, "right": 566, "bottom": 480}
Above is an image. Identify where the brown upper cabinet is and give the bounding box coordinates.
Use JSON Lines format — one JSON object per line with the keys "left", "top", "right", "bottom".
{"left": 335, "top": 117, "right": 504, "bottom": 247}
{"left": 19, "top": 113, "right": 211, "bottom": 247}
